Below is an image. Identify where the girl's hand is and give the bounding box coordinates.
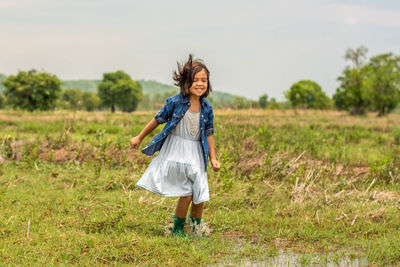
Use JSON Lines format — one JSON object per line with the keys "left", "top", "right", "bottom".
{"left": 210, "top": 158, "right": 220, "bottom": 172}
{"left": 130, "top": 136, "right": 142, "bottom": 149}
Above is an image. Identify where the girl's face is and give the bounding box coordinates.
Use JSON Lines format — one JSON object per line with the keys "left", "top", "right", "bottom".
{"left": 189, "top": 69, "right": 208, "bottom": 98}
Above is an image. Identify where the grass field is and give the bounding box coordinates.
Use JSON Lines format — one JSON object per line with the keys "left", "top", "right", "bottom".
{"left": 1, "top": 109, "right": 400, "bottom": 265}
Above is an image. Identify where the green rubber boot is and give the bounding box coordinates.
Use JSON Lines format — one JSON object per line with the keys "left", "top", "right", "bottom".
{"left": 172, "top": 215, "right": 186, "bottom": 237}
{"left": 188, "top": 215, "right": 202, "bottom": 235}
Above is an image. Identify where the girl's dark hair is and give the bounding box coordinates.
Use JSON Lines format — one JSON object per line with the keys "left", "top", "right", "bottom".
{"left": 173, "top": 54, "right": 212, "bottom": 98}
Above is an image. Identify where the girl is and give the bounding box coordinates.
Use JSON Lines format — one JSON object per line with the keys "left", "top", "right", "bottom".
{"left": 130, "top": 54, "right": 220, "bottom": 236}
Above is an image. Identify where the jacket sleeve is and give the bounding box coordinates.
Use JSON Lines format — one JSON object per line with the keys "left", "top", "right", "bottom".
{"left": 154, "top": 97, "right": 174, "bottom": 124}
{"left": 205, "top": 108, "right": 214, "bottom": 136}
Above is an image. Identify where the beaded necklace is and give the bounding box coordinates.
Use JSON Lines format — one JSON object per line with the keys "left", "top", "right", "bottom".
{"left": 186, "top": 110, "right": 200, "bottom": 136}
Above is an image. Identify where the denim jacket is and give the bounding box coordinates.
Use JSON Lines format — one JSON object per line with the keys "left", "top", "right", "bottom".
{"left": 141, "top": 94, "right": 214, "bottom": 171}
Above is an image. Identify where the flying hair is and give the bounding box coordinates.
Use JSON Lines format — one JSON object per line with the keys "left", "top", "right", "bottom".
{"left": 173, "top": 54, "right": 212, "bottom": 98}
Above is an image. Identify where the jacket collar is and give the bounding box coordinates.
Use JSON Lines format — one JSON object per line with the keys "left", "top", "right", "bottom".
{"left": 181, "top": 94, "right": 209, "bottom": 106}
{"left": 182, "top": 94, "right": 190, "bottom": 104}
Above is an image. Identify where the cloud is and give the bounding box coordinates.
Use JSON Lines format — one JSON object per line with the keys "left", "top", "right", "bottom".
{"left": 325, "top": 3, "right": 400, "bottom": 27}
{"left": 344, "top": 16, "right": 358, "bottom": 25}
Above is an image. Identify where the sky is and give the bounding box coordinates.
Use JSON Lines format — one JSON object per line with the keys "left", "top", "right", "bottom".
{"left": 1, "top": 0, "right": 400, "bottom": 100}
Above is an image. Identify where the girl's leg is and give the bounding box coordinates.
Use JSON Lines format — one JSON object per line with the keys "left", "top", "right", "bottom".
{"left": 175, "top": 195, "right": 193, "bottom": 218}
{"left": 189, "top": 202, "right": 204, "bottom": 235}
{"left": 189, "top": 202, "right": 204, "bottom": 218}
{"left": 172, "top": 196, "right": 193, "bottom": 236}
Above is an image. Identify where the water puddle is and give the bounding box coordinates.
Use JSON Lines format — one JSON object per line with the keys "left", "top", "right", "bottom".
{"left": 220, "top": 250, "right": 368, "bottom": 266}
{"left": 163, "top": 221, "right": 368, "bottom": 266}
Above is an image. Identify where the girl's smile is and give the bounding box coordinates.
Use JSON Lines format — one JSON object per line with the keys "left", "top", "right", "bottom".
{"left": 189, "top": 69, "right": 208, "bottom": 97}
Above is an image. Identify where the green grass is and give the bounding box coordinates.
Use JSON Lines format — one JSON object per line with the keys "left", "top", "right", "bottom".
{"left": 1, "top": 109, "right": 400, "bottom": 265}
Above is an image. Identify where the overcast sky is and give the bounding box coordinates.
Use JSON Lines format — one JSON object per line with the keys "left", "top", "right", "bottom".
{"left": 1, "top": 0, "right": 400, "bottom": 100}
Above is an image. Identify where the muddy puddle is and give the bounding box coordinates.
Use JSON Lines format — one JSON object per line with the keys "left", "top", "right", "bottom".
{"left": 163, "top": 221, "right": 368, "bottom": 266}
{"left": 219, "top": 250, "right": 368, "bottom": 266}
{"left": 164, "top": 219, "right": 212, "bottom": 237}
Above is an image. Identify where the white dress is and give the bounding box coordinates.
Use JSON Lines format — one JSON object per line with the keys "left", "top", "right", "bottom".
{"left": 136, "top": 110, "right": 209, "bottom": 204}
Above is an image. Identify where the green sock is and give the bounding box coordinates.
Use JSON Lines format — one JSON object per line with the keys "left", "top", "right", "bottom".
{"left": 172, "top": 215, "right": 186, "bottom": 237}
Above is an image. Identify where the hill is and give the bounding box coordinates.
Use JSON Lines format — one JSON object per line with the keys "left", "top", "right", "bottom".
{"left": 0, "top": 73, "right": 240, "bottom": 106}
{"left": 61, "top": 79, "right": 101, "bottom": 92}
{"left": 61, "top": 79, "right": 238, "bottom": 105}
{"left": 60, "top": 79, "right": 179, "bottom": 95}
{"left": 138, "top": 80, "right": 178, "bottom": 95}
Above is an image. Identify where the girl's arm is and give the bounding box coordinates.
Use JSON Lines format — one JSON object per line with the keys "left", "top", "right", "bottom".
{"left": 130, "top": 118, "right": 159, "bottom": 149}
{"left": 207, "top": 135, "right": 220, "bottom": 172}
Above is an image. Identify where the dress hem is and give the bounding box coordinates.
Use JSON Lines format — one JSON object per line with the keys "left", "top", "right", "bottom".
{"left": 136, "top": 183, "right": 209, "bottom": 204}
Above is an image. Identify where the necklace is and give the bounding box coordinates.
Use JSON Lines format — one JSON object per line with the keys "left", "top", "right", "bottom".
{"left": 186, "top": 111, "right": 200, "bottom": 136}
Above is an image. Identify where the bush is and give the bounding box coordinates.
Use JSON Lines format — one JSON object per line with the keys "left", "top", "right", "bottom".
{"left": 286, "top": 80, "right": 330, "bottom": 109}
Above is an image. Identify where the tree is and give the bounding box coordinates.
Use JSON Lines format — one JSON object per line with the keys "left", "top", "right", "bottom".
{"left": 234, "top": 96, "right": 250, "bottom": 109}
{"left": 333, "top": 68, "right": 372, "bottom": 114}
{"left": 97, "top": 70, "right": 143, "bottom": 112}
{"left": 60, "top": 88, "right": 83, "bottom": 110}
{"left": 333, "top": 46, "right": 371, "bottom": 115}
{"left": 81, "top": 92, "right": 101, "bottom": 111}
{"left": 258, "top": 94, "right": 269, "bottom": 109}
{"left": 345, "top": 46, "right": 368, "bottom": 69}
{"left": 117, "top": 79, "right": 143, "bottom": 112}
{"left": 365, "top": 53, "right": 400, "bottom": 116}
{"left": 285, "top": 80, "right": 330, "bottom": 109}
{"left": 2, "top": 69, "right": 61, "bottom": 111}
{"left": 0, "top": 93, "right": 5, "bottom": 109}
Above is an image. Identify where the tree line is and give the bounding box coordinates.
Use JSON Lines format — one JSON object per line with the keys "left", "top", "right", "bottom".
{"left": 1, "top": 46, "right": 399, "bottom": 115}
{"left": 0, "top": 70, "right": 143, "bottom": 113}
{"left": 283, "top": 47, "right": 400, "bottom": 115}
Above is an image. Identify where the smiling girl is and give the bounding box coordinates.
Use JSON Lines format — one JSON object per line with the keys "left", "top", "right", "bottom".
{"left": 130, "top": 54, "right": 220, "bottom": 236}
